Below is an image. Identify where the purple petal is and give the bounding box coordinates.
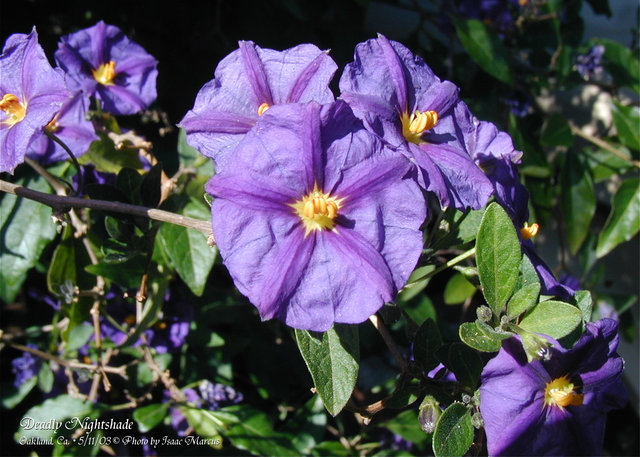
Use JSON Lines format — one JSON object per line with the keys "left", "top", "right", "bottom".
{"left": 239, "top": 41, "right": 274, "bottom": 106}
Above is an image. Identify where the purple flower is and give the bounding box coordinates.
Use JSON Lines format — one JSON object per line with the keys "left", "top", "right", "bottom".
{"left": 339, "top": 35, "right": 493, "bottom": 210}
{"left": 27, "top": 91, "right": 97, "bottom": 163}
{"left": 170, "top": 382, "right": 243, "bottom": 436}
{"left": 503, "top": 91, "right": 531, "bottom": 117}
{"left": 179, "top": 40, "right": 337, "bottom": 172}
{"left": 144, "top": 292, "right": 193, "bottom": 354}
{"left": 1, "top": 29, "right": 69, "bottom": 173}
{"left": 11, "top": 344, "right": 42, "bottom": 387}
{"left": 54, "top": 21, "right": 158, "bottom": 115}
{"left": 480, "top": 319, "right": 627, "bottom": 456}
{"left": 207, "top": 101, "right": 425, "bottom": 331}
{"left": 454, "top": 0, "right": 524, "bottom": 33}
{"left": 576, "top": 45, "right": 605, "bottom": 81}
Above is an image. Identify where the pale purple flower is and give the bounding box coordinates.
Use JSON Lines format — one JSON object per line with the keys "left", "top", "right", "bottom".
{"left": 339, "top": 35, "right": 494, "bottom": 210}
{"left": 0, "top": 29, "right": 68, "bottom": 173}
{"left": 27, "top": 91, "right": 97, "bottom": 163}
{"left": 480, "top": 319, "right": 627, "bottom": 456}
{"left": 576, "top": 44, "right": 605, "bottom": 81}
{"left": 54, "top": 21, "right": 158, "bottom": 115}
{"left": 11, "top": 344, "right": 42, "bottom": 387}
{"left": 207, "top": 101, "right": 426, "bottom": 331}
{"left": 179, "top": 40, "right": 337, "bottom": 172}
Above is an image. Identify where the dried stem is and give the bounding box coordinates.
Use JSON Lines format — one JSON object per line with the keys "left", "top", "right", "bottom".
{"left": 569, "top": 122, "right": 640, "bottom": 169}
{"left": 0, "top": 179, "right": 214, "bottom": 238}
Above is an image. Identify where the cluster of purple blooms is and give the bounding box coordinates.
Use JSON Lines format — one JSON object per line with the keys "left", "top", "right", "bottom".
{"left": 170, "top": 381, "right": 243, "bottom": 436}
{"left": 1, "top": 22, "right": 627, "bottom": 456}
{"left": 0, "top": 21, "right": 157, "bottom": 173}
{"left": 576, "top": 44, "right": 606, "bottom": 81}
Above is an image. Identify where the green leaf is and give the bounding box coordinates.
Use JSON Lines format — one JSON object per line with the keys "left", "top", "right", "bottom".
{"left": 65, "top": 323, "right": 94, "bottom": 352}
{"left": 78, "top": 133, "right": 142, "bottom": 173}
{"left": 47, "top": 225, "right": 94, "bottom": 295}
{"left": 601, "top": 38, "right": 640, "bottom": 93}
{"left": 223, "top": 405, "right": 300, "bottom": 456}
{"left": 1, "top": 377, "right": 37, "bottom": 409}
{"left": 178, "top": 128, "right": 215, "bottom": 176}
{"left": 459, "top": 321, "right": 510, "bottom": 352}
{"left": 0, "top": 175, "right": 57, "bottom": 303}
{"left": 295, "top": 324, "right": 359, "bottom": 416}
{"left": 444, "top": 273, "right": 476, "bottom": 305}
{"left": 575, "top": 290, "right": 593, "bottom": 323}
{"left": 514, "top": 254, "right": 540, "bottom": 291}
{"left": 85, "top": 255, "right": 147, "bottom": 288}
{"left": 597, "top": 177, "right": 640, "bottom": 257}
{"left": 476, "top": 203, "right": 521, "bottom": 315}
{"left": 454, "top": 18, "right": 513, "bottom": 84}
{"left": 560, "top": 153, "right": 596, "bottom": 254}
{"left": 541, "top": 114, "right": 574, "bottom": 147}
{"left": 383, "top": 383, "right": 422, "bottom": 409}
{"left": 444, "top": 343, "right": 483, "bottom": 389}
{"left": 413, "top": 318, "right": 443, "bottom": 372}
{"left": 16, "top": 394, "right": 106, "bottom": 440}
{"left": 611, "top": 102, "right": 640, "bottom": 151}
{"left": 432, "top": 403, "right": 474, "bottom": 457}
{"left": 507, "top": 283, "right": 541, "bottom": 318}
{"left": 156, "top": 201, "right": 216, "bottom": 296}
{"left": 584, "top": 147, "right": 632, "bottom": 182}
{"left": 387, "top": 409, "right": 429, "bottom": 445}
{"left": 37, "top": 362, "right": 55, "bottom": 394}
{"left": 519, "top": 301, "right": 583, "bottom": 339}
{"left": 133, "top": 403, "right": 169, "bottom": 433}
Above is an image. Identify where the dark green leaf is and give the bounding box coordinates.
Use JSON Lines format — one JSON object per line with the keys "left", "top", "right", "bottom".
{"left": 443, "top": 273, "right": 476, "bottom": 305}
{"left": 520, "top": 300, "right": 583, "bottom": 339}
{"left": 383, "top": 383, "right": 422, "bottom": 409}
{"left": 541, "top": 114, "right": 573, "bottom": 147}
{"left": 584, "top": 147, "right": 632, "bottom": 182}
{"left": 141, "top": 164, "right": 163, "bottom": 208}
{"left": 454, "top": 18, "right": 513, "bottom": 84}
{"left": 413, "top": 318, "right": 443, "bottom": 372}
{"left": 459, "top": 321, "right": 510, "bottom": 352}
{"left": 611, "top": 102, "right": 640, "bottom": 151}
{"left": 116, "top": 167, "right": 143, "bottom": 205}
{"left": 507, "top": 283, "right": 541, "bottom": 318}
{"left": 601, "top": 39, "right": 640, "bottom": 93}
{"left": 560, "top": 153, "right": 596, "bottom": 254}
{"left": 223, "top": 405, "right": 300, "bottom": 456}
{"left": 85, "top": 255, "right": 147, "bottom": 288}
{"left": 156, "top": 201, "right": 216, "bottom": 296}
{"left": 133, "top": 403, "right": 169, "bottom": 433}
{"left": 432, "top": 403, "right": 474, "bottom": 457}
{"left": 476, "top": 203, "right": 521, "bottom": 315}
{"left": 295, "top": 324, "right": 359, "bottom": 416}
{"left": 445, "top": 343, "right": 483, "bottom": 389}
{"left": 597, "top": 177, "right": 640, "bottom": 257}
{"left": 0, "top": 176, "right": 57, "bottom": 303}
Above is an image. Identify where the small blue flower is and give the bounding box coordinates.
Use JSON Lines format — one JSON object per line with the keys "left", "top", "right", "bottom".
{"left": 576, "top": 45, "right": 605, "bottom": 81}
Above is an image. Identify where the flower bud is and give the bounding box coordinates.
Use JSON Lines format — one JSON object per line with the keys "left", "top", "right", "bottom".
{"left": 419, "top": 396, "right": 442, "bottom": 434}
{"left": 471, "top": 412, "right": 484, "bottom": 429}
{"left": 520, "top": 331, "right": 553, "bottom": 363}
{"left": 476, "top": 305, "right": 492, "bottom": 323}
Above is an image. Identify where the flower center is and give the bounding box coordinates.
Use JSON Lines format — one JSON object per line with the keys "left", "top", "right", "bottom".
{"left": 521, "top": 222, "right": 539, "bottom": 240}
{"left": 46, "top": 116, "right": 61, "bottom": 133}
{"left": 401, "top": 109, "right": 438, "bottom": 144}
{"left": 291, "top": 184, "right": 342, "bottom": 236}
{"left": 257, "top": 102, "right": 270, "bottom": 116}
{"left": 92, "top": 60, "right": 117, "bottom": 85}
{"left": 544, "top": 375, "right": 584, "bottom": 409}
{"left": 0, "top": 93, "right": 27, "bottom": 127}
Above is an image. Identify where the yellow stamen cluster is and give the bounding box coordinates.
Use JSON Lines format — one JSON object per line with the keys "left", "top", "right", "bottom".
{"left": 257, "top": 102, "right": 270, "bottom": 116}
{"left": 544, "top": 375, "right": 584, "bottom": 409}
{"left": 92, "top": 60, "right": 117, "bottom": 85}
{"left": 521, "top": 222, "right": 540, "bottom": 240}
{"left": 0, "top": 93, "right": 27, "bottom": 127}
{"left": 401, "top": 110, "right": 439, "bottom": 144}
{"left": 291, "top": 184, "right": 342, "bottom": 236}
{"left": 46, "top": 116, "right": 61, "bottom": 133}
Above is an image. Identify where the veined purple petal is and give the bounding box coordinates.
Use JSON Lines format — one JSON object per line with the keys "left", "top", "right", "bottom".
{"left": 239, "top": 41, "right": 274, "bottom": 106}
{"left": 300, "top": 102, "right": 324, "bottom": 191}
{"left": 206, "top": 173, "right": 299, "bottom": 214}
{"left": 287, "top": 51, "right": 331, "bottom": 103}
{"left": 377, "top": 35, "right": 408, "bottom": 112}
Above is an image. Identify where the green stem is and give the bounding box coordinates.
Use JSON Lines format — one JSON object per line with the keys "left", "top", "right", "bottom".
{"left": 403, "top": 247, "right": 477, "bottom": 290}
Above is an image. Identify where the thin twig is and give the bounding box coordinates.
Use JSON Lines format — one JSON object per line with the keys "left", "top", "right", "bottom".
{"left": 569, "top": 122, "right": 640, "bottom": 168}
{"left": 368, "top": 314, "right": 408, "bottom": 372}
{"left": 0, "top": 179, "right": 214, "bottom": 238}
